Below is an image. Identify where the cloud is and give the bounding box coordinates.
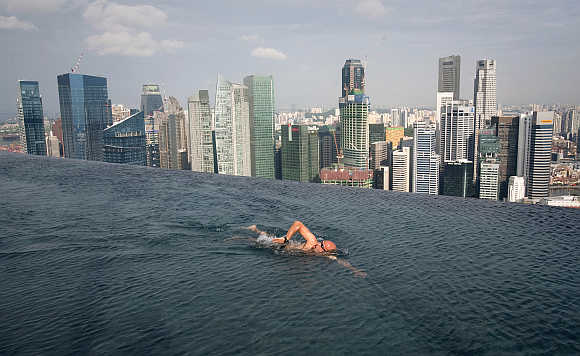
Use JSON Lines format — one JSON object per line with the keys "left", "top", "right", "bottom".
{"left": 240, "top": 34, "right": 262, "bottom": 42}
{"left": 83, "top": 0, "right": 167, "bottom": 32}
{"left": 355, "top": 0, "right": 387, "bottom": 19}
{"left": 0, "top": 16, "right": 37, "bottom": 31}
{"left": 86, "top": 31, "right": 185, "bottom": 57}
{"left": 251, "top": 47, "right": 287, "bottom": 60}
{"left": 1, "top": 0, "right": 73, "bottom": 13}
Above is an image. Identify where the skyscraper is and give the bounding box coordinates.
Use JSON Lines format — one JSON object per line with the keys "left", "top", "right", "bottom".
{"left": 214, "top": 76, "right": 251, "bottom": 176}
{"left": 16, "top": 80, "right": 46, "bottom": 155}
{"left": 491, "top": 116, "right": 519, "bottom": 200}
{"left": 144, "top": 115, "right": 160, "bottom": 167}
{"left": 392, "top": 147, "right": 411, "bottom": 192}
{"left": 477, "top": 127, "right": 500, "bottom": 200}
{"left": 369, "top": 123, "right": 386, "bottom": 144}
{"left": 508, "top": 176, "right": 525, "bottom": 202}
{"left": 341, "top": 59, "right": 365, "bottom": 97}
{"left": 163, "top": 96, "right": 188, "bottom": 170}
{"left": 140, "top": 84, "right": 163, "bottom": 116}
{"left": 440, "top": 101, "right": 475, "bottom": 163}
{"left": 526, "top": 112, "right": 553, "bottom": 199}
{"left": 413, "top": 121, "right": 440, "bottom": 195}
{"left": 339, "top": 91, "right": 370, "bottom": 169}
{"left": 370, "top": 141, "right": 388, "bottom": 170}
{"left": 188, "top": 90, "right": 215, "bottom": 173}
{"left": 243, "top": 75, "right": 275, "bottom": 179}
{"left": 281, "top": 124, "right": 319, "bottom": 182}
{"left": 438, "top": 55, "right": 461, "bottom": 100}
{"left": 318, "top": 125, "right": 338, "bottom": 169}
{"left": 441, "top": 160, "right": 475, "bottom": 197}
{"left": 57, "top": 73, "right": 110, "bottom": 161}
{"left": 103, "top": 111, "right": 146, "bottom": 166}
{"left": 157, "top": 111, "right": 179, "bottom": 170}
{"left": 474, "top": 59, "right": 497, "bottom": 130}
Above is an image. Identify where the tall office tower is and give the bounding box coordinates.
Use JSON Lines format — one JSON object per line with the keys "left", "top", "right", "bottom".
{"left": 413, "top": 121, "right": 440, "bottom": 195}
{"left": 140, "top": 84, "right": 163, "bottom": 116}
{"left": 526, "top": 112, "right": 554, "bottom": 199}
{"left": 392, "top": 147, "right": 411, "bottom": 192}
{"left": 188, "top": 90, "right": 215, "bottom": 173}
{"left": 339, "top": 91, "right": 370, "bottom": 169}
{"left": 508, "top": 176, "right": 525, "bottom": 202}
{"left": 440, "top": 101, "right": 475, "bottom": 163}
{"left": 370, "top": 141, "right": 388, "bottom": 170}
{"left": 157, "top": 111, "right": 177, "bottom": 169}
{"left": 436, "top": 92, "right": 454, "bottom": 124}
{"left": 438, "top": 55, "right": 461, "bottom": 100}
{"left": 103, "top": 111, "right": 146, "bottom": 166}
{"left": 46, "top": 131, "right": 61, "bottom": 157}
{"left": 517, "top": 112, "right": 533, "bottom": 179}
{"left": 243, "top": 75, "right": 275, "bottom": 179}
{"left": 391, "top": 108, "right": 401, "bottom": 127}
{"left": 274, "top": 140, "right": 282, "bottom": 180}
{"left": 144, "top": 115, "right": 160, "bottom": 167}
{"left": 281, "top": 124, "right": 319, "bottom": 182}
{"left": 163, "top": 96, "right": 188, "bottom": 169}
{"left": 214, "top": 76, "right": 251, "bottom": 176}
{"left": 373, "top": 166, "right": 390, "bottom": 190}
{"left": 57, "top": 73, "right": 110, "bottom": 161}
{"left": 441, "top": 160, "right": 475, "bottom": 197}
{"left": 400, "top": 109, "right": 408, "bottom": 128}
{"left": 341, "top": 59, "right": 365, "bottom": 97}
{"left": 105, "top": 99, "right": 113, "bottom": 127}
{"left": 491, "top": 116, "right": 519, "bottom": 199}
{"left": 369, "top": 123, "right": 386, "bottom": 144}
{"left": 16, "top": 81, "right": 46, "bottom": 155}
{"left": 318, "top": 125, "right": 338, "bottom": 169}
{"left": 565, "top": 109, "right": 578, "bottom": 138}
{"left": 477, "top": 127, "right": 500, "bottom": 200}
{"left": 474, "top": 59, "right": 497, "bottom": 130}
{"left": 385, "top": 127, "right": 404, "bottom": 149}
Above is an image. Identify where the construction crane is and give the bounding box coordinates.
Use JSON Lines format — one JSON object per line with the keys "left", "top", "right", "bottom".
{"left": 70, "top": 52, "right": 84, "bottom": 73}
{"left": 332, "top": 129, "right": 343, "bottom": 165}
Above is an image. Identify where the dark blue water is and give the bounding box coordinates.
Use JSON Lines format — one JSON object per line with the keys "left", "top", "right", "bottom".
{"left": 1, "top": 152, "right": 579, "bottom": 355}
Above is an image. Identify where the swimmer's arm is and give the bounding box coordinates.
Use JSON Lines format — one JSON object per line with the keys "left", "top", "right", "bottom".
{"left": 284, "top": 220, "right": 317, "bottom": 245}
{"left": 326, "top": 256, "right": 367, "bottom": 278}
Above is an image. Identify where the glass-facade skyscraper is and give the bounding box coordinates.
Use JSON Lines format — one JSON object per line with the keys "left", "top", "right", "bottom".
{"left": 188, "top": 90, "right": 215, "bottom": 173}
{"left": 281, "top": 124, "right": 319, "bottom": 182}
{"left": 438, "top": 55, "right": 460, "bottom": 100}
{"left": 140, "top": 84, "right": 163, "bottom": 116}
{"left": 57, "top": 73, "right": 110, "bottom": 161}
{"left": 243, "top": 75, "right": 275, "bottom": 179}
{"left": 339, "top": 92, "right": 370, "bottom": 169}
{"left": 413, "top": 120, "right": 440, "bottom": 195}
{"left": 103, "top": 111, "right": 146, "bottom": 165}
{"left": 16, "top": 80, "right": 46, "bottom": 155}
{"left": 341, "top": 59, "right": 365, "bottom": 97}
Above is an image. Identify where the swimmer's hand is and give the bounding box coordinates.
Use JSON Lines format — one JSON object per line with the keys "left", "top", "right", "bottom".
{"left": 272, "top": 237, "right": 286, "bottom": 244}
{"left": 326, "top": 255, "right": 338, "bottom": 261}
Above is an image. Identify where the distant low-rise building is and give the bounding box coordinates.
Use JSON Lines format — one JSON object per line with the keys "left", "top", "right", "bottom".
{"left": 320, "top": 165, "right": 373, "bottom": 188}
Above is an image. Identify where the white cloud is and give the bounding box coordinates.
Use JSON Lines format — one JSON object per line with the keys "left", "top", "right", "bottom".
{"left": 0, "top": 16, "right": 37, "bottom": 31}
{"left": 86, "top": 31, "right": 185, "bottom": 57}
{"left": 251, "top": 47, "right": 287, "bottom": 60}
{"left": 83, "top": 0, "right": 167, "bottom": 32}
{"left": 355, "top": 0, "right": 387, "bottom": 19}
{"left": 240, "top": 34, "right": 261, "bottom": 42}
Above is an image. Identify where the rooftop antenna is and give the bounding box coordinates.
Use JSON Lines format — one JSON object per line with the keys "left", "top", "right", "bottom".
{"left": 70, "top": 51, "right": 84, "bottom": 73}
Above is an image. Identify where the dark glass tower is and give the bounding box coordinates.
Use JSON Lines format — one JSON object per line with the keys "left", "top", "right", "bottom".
{"left": 103, "top": 111, "right": 146, "bottom": 165}
{"left": 318, "top": 125, "right": 338, "bottom": 169}
{"left": 491, "top": 116, "right": 519, "bottom": 200}
{"left": 16, "top": 81, "right": 46, "bottom": 155}
{"left": 369, "top": 123, "right": 386, "bottom": 144}
{"left": 341, "top": 59, "right": 365, "bottom": 97}
{"left": 281, "top": 124, "right": 319, "bottom": 182}
{"left": 57, "top": 73, "right": 110, "bottom": 161}
{"left": 140, "top": 84, "right": 163, "bottom": 116}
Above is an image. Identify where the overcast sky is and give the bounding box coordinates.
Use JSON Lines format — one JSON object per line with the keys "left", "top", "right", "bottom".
{"left": 1, "top": 0, "right": 579, "bottom": 118}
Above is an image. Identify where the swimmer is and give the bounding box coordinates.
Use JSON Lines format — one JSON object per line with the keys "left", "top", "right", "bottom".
{"left": 245, "top": 221, "right": 367, "bottom": 278}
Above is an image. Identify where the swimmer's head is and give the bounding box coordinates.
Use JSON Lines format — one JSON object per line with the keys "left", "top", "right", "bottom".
{"left": 319, "top": 240, "right": 337, "bottom": 253}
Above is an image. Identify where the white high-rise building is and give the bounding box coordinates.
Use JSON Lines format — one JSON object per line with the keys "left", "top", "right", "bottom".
{"left": 474, "top": 59, "right": 497, "bottom": 130}
{"left": 214, "top": 75, "right": 251, "bottom": 176}
{"left": 479, "top": 162, "right": 500, "bottom": 200}
{"left": 438, "top": 55, "right": 461, "bottom": 100}
{"left": 340, "top": 93, "right": 370, "bottom": 169}
{"left": 392, "top": 147, "right": 411, "bottom": 192}
{"left": 188, "top": 90, "right": 214, "bottom": 173}
{"left": 436, "top": 92, "right": 454, "bottom": 124}
{"left": 440, "top": 100, "right": 475, "bottom": 164}
{"left": 413, "top": 121, "right": 440, "bottom": 194}
{"left": 508, "top": 176, "right": 525, "bottom": 202}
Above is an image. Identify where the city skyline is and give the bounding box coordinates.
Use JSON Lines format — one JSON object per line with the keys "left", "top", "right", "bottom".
{"left": 1, "top": 0, "right": 580, "bottom": 119}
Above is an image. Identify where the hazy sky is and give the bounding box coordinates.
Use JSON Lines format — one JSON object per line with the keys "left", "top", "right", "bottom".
{"left": 1, "top": 0, "right": 579, "bottom": 118}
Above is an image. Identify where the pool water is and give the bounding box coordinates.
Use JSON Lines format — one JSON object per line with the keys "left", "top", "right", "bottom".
{"left": 1, "top": 152, "right": 579, "bottom": 355}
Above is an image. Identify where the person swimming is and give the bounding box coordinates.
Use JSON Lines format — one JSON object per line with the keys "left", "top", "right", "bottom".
{"left": 247, "top": 220, "right": 337, "bottom": 254}
{"left": 244, "top": 221, "right": 367, "bottom": 277}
